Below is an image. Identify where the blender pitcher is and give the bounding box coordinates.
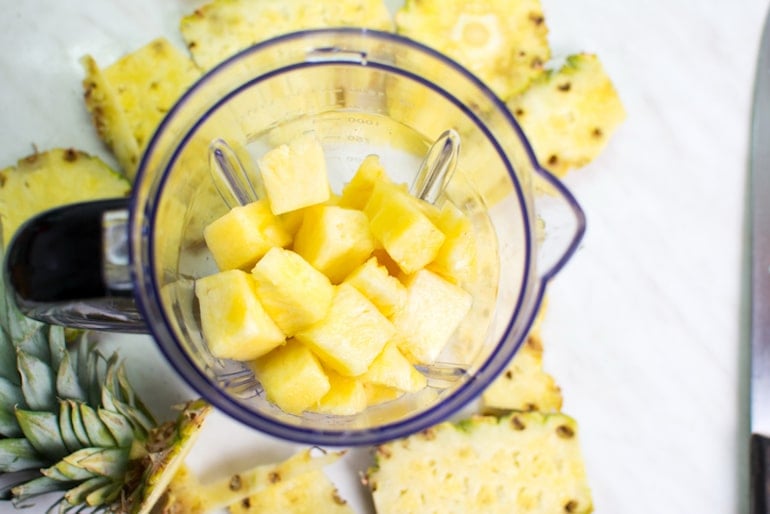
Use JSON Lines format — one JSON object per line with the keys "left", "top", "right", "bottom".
{"left": 4, "top": 29, "right": 585, "bottom": 446}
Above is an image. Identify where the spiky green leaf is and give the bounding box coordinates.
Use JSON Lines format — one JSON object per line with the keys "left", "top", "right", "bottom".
{"left": 66, "top": 400, "right": 92, "bottom": 448}
{"left": 98, "top": 408, "right": 134, "bottom": 448}
{"left": 0, "top": 329, "right": 20, "bottom": 385}
{"left": 43, "top": 459, "right": 97, "bottom": 482}
{"left": 15, "top": 409, "right": 68, "bottom": 461}
{"left": 0, "top": 376, "right": 24, "bottom": 436}
{"left": 63, "top": 475, "right": 112, "bottom": 506}
{"left": 17, "top": 350, "right": 56, "bottom": 411}
{"left": 47, "top": 325, "right": 66, "bottom": 373}
{"left": 65, "top": 447, "right": 129, "bottom": 480}
{"left": 85, "top": 478, "right": 122, "bottom": 507}
{"left": 56, "top": 350, "right": 87, "bottom": 402}
{"left": 58, "top": 400, "right": 82, "bottom": 454}
{"left": 80, "top": 404, "right": 117, "bottom": 448}
{"left": 11, "top": 474, "right": 70, "bottom": 499}
{"left": 0, "top": 438, "right": 45, "bottom": 472}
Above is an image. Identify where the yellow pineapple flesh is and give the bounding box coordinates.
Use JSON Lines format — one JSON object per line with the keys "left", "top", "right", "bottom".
{"left": 343, "top": 257, "right": 406, "bottom": 319}
{"left": 316, "top": 369, "right": 368, "bottom": 416}
{"left": 338, "top": 154, "right": 391, "bottom": 209}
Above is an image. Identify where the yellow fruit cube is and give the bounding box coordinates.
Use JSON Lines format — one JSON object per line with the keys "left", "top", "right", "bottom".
{"left": 195, "top": 270, "right": 285, "bottom": 361}
{"left": 364, "top": 383, "right": 403, "bottom": 406}
{"left": 315, "top": 369, "right": 368, "bottom": 416}
{"left": 295, "top": 283, "right": 396, "bottom": 376}
{"left": 343, "top": 257, "right": 406, "bottom": 318}
{"left": 251, "top": 339, "right": 330, "bottom": 415}
{"left": 293, "top": 205, "right": 376, "bottom": 284}
{"left": 424, "top": 201, "right": 477, "bottom": 284}
{"left": 360, "top": 342, "right": 427, "bottom": 393}
{"left": 203, "top": 200, "right": 291, "bottom": 271}
{"left": 257, "top": 134, "right": 331, "bottom": 215}
{"left": 392, "top": 269, "right": 473, "bottom": 364}
{"left": 251, "top": 247, "right": 334, "bottom": 335}
{"left": 338, "top": 154, "right": 390, "bottom": 209}
{"left": 364, "top": 180, "right": 445, "bottom": 274}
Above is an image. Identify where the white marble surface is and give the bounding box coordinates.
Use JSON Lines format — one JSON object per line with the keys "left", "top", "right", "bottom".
{"left": 0, "top": 0, "right": 766, "bottom": 512}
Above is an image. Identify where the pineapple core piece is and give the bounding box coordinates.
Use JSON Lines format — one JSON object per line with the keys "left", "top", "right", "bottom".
{"left": 364, "top": 180, "right": 446, "bottom": 274}
{"left": 251, "top": 247, "right": 334, "bottom": 336}
{"left": 251, "top": 339, "right": 330, "bottom": 415}
{"left": 338, "top": 154, "right": 391, "bottom": 209}
{"left": 203, "top": 199, "right": 291, "bottom": 271}
{"left": 195, "top": 270, "right": 285, "bottom": 361}
{"left": 392, "top": 269, "right": 473, "bottom": 364}
{"left": 296, "top": 283, "right": 396, "bottom": 377}
{"left": 293, "top": 205, "right": 376, "bottom": 284}
{"left": 257, "top": 134, "right": 331, "bottom": 214}
{"left": 343, "top": 257, "right": 407, "bottom": 318}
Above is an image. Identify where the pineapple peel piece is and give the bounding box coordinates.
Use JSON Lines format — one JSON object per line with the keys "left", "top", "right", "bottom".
{"left": 368, "top": 411, "right": 593, "bottom": 514}
{"left": 180, "top": 0, "right": 394, "bottom": 71}
{"left": 81, "top": 38, "right": 200, "bottom": 178}
{"left": 395, "top": 0, "right": 550, "bottom": 100}
{"left": 0, "top": 148, "right": 130, "bottom": 245}
{"left": 508, "top": 53, "right": 627, "bottom": 177}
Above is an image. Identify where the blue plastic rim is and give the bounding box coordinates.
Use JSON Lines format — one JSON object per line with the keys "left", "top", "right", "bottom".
{"left": 130, "top": 28, "right": 586, "bottom": 446}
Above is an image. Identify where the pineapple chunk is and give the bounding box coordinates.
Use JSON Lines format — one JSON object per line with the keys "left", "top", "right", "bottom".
{"left": 360, "top": 342, "right": 427, "bottom": 393}
{"left": 296, "top": 283, "right": 396, "bottom": 377}
{"left": 195, "top": 270, "right": 285, "bottom": 361}
{"left": 257, "top": 134, "right": 331, "bottom": 215}
{"left": 251, "top": 247, "right": 334, "bottom": 336}
{"left": 251, "top": 339, "right": 330, "bottom": 414}
{"left": 293, "top": 205, "right": 376, "bottom": 284}
{"left": 364, "top": 383, "right": 404, "bottom": 406}
{"left": 394, "top": 0, "right": 550, "bottom": 100}
{"left": 315, "top": 369, "right": 368, "bottom": 416}
{"left": 423, "top": 201, "right": 477, "bottom": 284}
{"left": 343, "top": 257, "right": 406, "bottom": 318}
{"left": 203, "top": 200, "right": 292, "bottom": 271}
{"left": 368, "top": 412, "right": 593, "bottom": 513}
{"left": 364, "top": 180, "right": 445, "bottom": 274}
{"left": 338, "top": 154, "right": 390, "bottom": 209}
{"left": 392, "top": 269, "right": 472, "bottom": 364}
{"left": 507, "top": 53, "right": 626, "bottom": 177}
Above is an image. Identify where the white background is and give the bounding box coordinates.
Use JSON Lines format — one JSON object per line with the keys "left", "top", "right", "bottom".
{"left": 0, "top": 0, "right": 766, "bottom": 512}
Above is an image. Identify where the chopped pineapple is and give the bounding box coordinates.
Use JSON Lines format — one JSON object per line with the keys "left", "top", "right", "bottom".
{"left": 360, "top": 342, "right": 427, "bottom": 393}
{"left": 364, "top": 383, "right": 403, "bottom": 406}
{"left": 482, "top": 332, "right": 563, "bottom": 413}
{"left": 395, "top": 0, "right": 550, "bottom": 100}
{"left": 81, "top": 38, "right": 201, "bottom": 178}
{"left": 203, "top": 200, "right": 292, "bottom": 271}
{"left": 364, "top": 180, "right": 445, "bottom": 274}
{"left": 368, "top": 412, "right": 593, "bottom": 513}
{"left": 0, "top": 148, "right": 130, "bottom": 245}
{"left": 195, "top": 270, "right": 286, "bottom": 361}
{"left": 293, "top": 205, "right": 376, "bottom": 284}
{"left": 251, "top": 339, "right": 330, "bottom": 414}
{"left": 343, "top": 257, "right": 406, "bottom": 318}
{"left": 338, "top": 154, "right": 391, "bottom": 209}
{"left": 507, "top": 53, "right": 626, "bottom": 177}
{"left": 316, "top": 369, "right": 368, "bottom": 416}
{"left": 257, "top": 134, "right": 331, "bottom": 215}
{"left": 251, "top": 247, "right": 334, "bottom": 336}
{"left": 180, "top": 0, "right": 394, "bottom": 71}
{"left": 392, "top": 269, "right": 473, "bottom": 364}
{"left": 228, "top": 468, "right": 354, "bottom": 514}
{"left": 296, "top": 283, "right": 396, "bottom": 377}
{"left": 422, "top": 200, "right": 478, "bottom": 285}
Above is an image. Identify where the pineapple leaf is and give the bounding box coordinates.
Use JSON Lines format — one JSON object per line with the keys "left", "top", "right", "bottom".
{"left": 0, "top": 329, "right": 20, "bottom": 385}
{"left": 15, "top": 409, "right": 69, "bottom": 462}
{"left": 63, "top": 474, "right": 112, "bottom": 507}
{"left": 58, "top": 400, "right": 82, "bottom": 454}
{"left": 56, "top": 351, "right": 87, "bottom": 403}
{"left": 47, "top": 325, "right": 66, "bottom": 373}
{"left": 66, "top": 400, "right": 93, "bottom": 448}
{"left": 43, "top": 459, "right": 97, "bottom": 482}
{"left": 79, "top": 404, "right": 117, "bottom": 448}
{"left": 97, "top": 408, "right": 134, "bottom": 448}
{"left": 85, "top": 478, "right": 122, "bottom": 507}
{"left": 11, "top": 474, "right": 71, "bottom": 501}
{"left": 0, "top": 438, "right": 45, "bottom": 472}
{"left": 64, "top": 447, "right": 129, "bottom": 480}
{"left": 0, "top": 375, "right": 24, "bottom": 436}
{"left": 17, "top": 350, "right": 57, "bottom": 411}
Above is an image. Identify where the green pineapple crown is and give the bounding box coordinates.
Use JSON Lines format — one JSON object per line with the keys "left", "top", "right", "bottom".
{"left": 0, "top": 255, "right": 158, "bottom": 511}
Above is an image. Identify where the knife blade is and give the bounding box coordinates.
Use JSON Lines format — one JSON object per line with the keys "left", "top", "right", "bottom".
{"left": 750, "top": 7, "right": 770, "bottom": 514}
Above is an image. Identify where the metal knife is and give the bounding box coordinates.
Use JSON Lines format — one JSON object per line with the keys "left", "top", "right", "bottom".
{"left": 750, "top": 6, "right": 770, "bottom": 514}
